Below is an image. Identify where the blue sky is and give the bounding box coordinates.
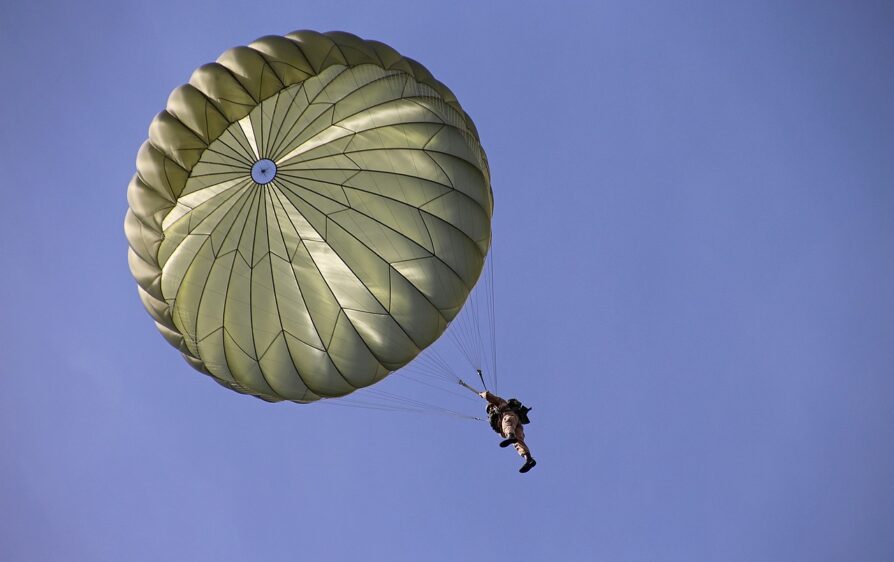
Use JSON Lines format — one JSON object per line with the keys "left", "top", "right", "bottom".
{"left": 1, "top": 1, "right": 893, "bottom": 560}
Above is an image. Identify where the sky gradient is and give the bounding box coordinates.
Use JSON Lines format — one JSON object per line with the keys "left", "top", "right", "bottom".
{"left": 1, "top": 1, "right": 893, "bottom": 560}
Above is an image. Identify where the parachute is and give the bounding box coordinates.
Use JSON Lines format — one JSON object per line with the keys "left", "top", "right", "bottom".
{"left": 125, "top": 30, "right": 493, "bottom": 404}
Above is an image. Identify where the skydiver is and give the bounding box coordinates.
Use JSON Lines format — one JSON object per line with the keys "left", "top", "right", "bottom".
{"left": 479, "top": 389, "right": 537, "bottom": 474}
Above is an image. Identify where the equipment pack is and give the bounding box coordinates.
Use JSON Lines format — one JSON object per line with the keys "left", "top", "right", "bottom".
{"left": 507, "top": 398, "right": 532, "bottom": 425}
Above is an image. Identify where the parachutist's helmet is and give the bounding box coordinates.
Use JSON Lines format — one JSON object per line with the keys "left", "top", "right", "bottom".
{"left": 486, "top": 403, "right": 498, "bottom": 415}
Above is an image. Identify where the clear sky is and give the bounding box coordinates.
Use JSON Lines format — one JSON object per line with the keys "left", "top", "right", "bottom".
{"left": 1, "top": 1, "right": 893, "bottom": 561}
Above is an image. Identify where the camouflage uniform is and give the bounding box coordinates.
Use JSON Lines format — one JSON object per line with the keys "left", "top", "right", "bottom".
{"left": 482, "top": 391, "right": 531, "bottom": 458}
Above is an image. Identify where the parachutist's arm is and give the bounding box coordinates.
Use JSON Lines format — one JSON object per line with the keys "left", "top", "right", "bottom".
{"left": 480, "top": 391, "right": 506, "bottom": 407}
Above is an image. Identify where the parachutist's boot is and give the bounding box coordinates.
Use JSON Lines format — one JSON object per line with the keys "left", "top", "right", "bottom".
{"left": 500, "top": 434, "right": 517, "bottom": 448}
{"left": 519, "top": 455, "right": 537, "bottom": 473}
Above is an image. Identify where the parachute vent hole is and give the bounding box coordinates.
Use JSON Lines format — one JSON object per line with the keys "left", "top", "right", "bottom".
{"left": 251, "top": 158, "right": 277, "bottom": 185}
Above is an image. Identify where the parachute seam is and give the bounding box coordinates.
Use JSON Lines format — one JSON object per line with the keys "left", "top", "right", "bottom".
{"left": 301, "top": 225, "right": 393, "bottom": 383}
{"left": 156, "top": 110, "right": 210, "bottom": 165}
{"left": 278, "top": 175, "right": 468, "bottom": 316}
{"left": 281, "top": 174, "right": 411, "bottom": 270}
{"left": 273, "top": 190, "right": 378, "bottom": 392}
{"left": 268, "top": 65, "right": 351, "bottom": 159}
{"left": 325, "top": 35, "right": 376, "bottom": 66}
{"left": 310, "top": 71, "right": 427, "bottom": 133}
{"left": 266, "top": 87, "right": 302, "bottom": 160}
{"left": 275, "top": 118, "right": 458, "bottom": 170}
{"left": 201, "top": 98, "right": 215, "bottom": 144}
{"left": 419, "top": 190, "right": 491, "bottom": 245}
{"left": 268, "top": 185, "right": 356, "bottom": 393}
{"left": 267, "top": 185, "right": 335, "bottom": 350}
{"left": 277, "top": 167, "right": 444, "bottom": 208}
{"left": 163, "top": 185, "right": 254, "bottom": 361}
{"left": 208, "top": 183, "right": 257, "bottom": 256}
{"left": 168, "top": 233, "right": 215, "bottom": 363}
{"left": 329, "top": 181, "right": 479, "bottom": 293}
{"left": 248, "top": 43, "right": 312, "bottom": 86}
{"left": 322, "top": 308, "right": 342, "bottom": 352}
{"left": 256, "top": 189, "right": 318, "bottom": 398}
{"left": 227, "top": 121, "right": 264, "bottom": 164}
{"left": 276, "top": 110, "right": 482, "bottom": 170}
{"left": 151, "top": 149, "right": 188, "bottom": 201}
{"left": 125, "top": 209, "right": 164, "bottom": 262}
{"left": 198, "top": 128, "right": 253, "bottom": 170}
{"left": 310, "top": 232, "right": 422, "bottom": 373}
{"left": 257, "top": 65, "right": 270, "bottom": 152}
{"left": 170, "top": 178, "right": 254, "bottom": 235}
{"left": 267, "top": 85, "right": 318, "bottom": 161}
{"left": 275, "top": 165, "right": 460, "bottom": 206}
{"left": 246, "top": 185, "right": 281, "bottom": 395}
{"left": 151, "top": 44, "right": 481, "bottom": 185}
{"left": 266, "top": 66, "right": 422, "bottom": 161}
{"left": 218, "top": 186, "right": 277, "bottom": 396}
{"left": 213, "top": 128, "right": 258, "bottom": 167}
{"left": 271, "top": 102, "right": 336, "bottom": 163}
{"left": 319, "top": 222, "right": 451, "bottom": 354}
{"left": 426, "top": 151, "right": 492, "bottom": 218}
{"left": 209, "top": 60, "right": 261, "bottom": 104}
{"left": 278, "top": 146, "right": 488, "bottom": 217}
{"left": 272, "top": 103, "right": 339, "bottom": 164}
{"left": 187, "top": 162, "right": 250, "bottom": 177}
{"left": 327, "top": 42, "right": 350, "bottom": 69}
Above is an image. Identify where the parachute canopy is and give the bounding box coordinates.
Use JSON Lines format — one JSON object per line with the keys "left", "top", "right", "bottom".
{"left": 125, "top": 31, "right": 493, "bottom": 403}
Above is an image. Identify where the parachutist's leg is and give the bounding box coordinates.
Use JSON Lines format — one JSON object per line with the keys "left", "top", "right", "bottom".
{"left": 499, "top": 436, "right": 518, "bottom": 447}
{"left": 512, "top": 424, "right": 530, "bottom": 457}
{"left": 519, "top": 454, "right": 537, "bottom": 473}
{"left": 500, "top": 413, "right": 519, "bottom": 448}
{"left": 514, "top": 425, "right": 536, "bottom": 473}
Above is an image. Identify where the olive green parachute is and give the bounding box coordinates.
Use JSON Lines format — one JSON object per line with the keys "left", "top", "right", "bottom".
{"left": 125, "top": 30, "right": 493, "bottom": 403}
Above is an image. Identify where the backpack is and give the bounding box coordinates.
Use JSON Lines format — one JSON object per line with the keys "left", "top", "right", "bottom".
{"left": 507, "top": 398, "right": 532, "bottom": 425}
